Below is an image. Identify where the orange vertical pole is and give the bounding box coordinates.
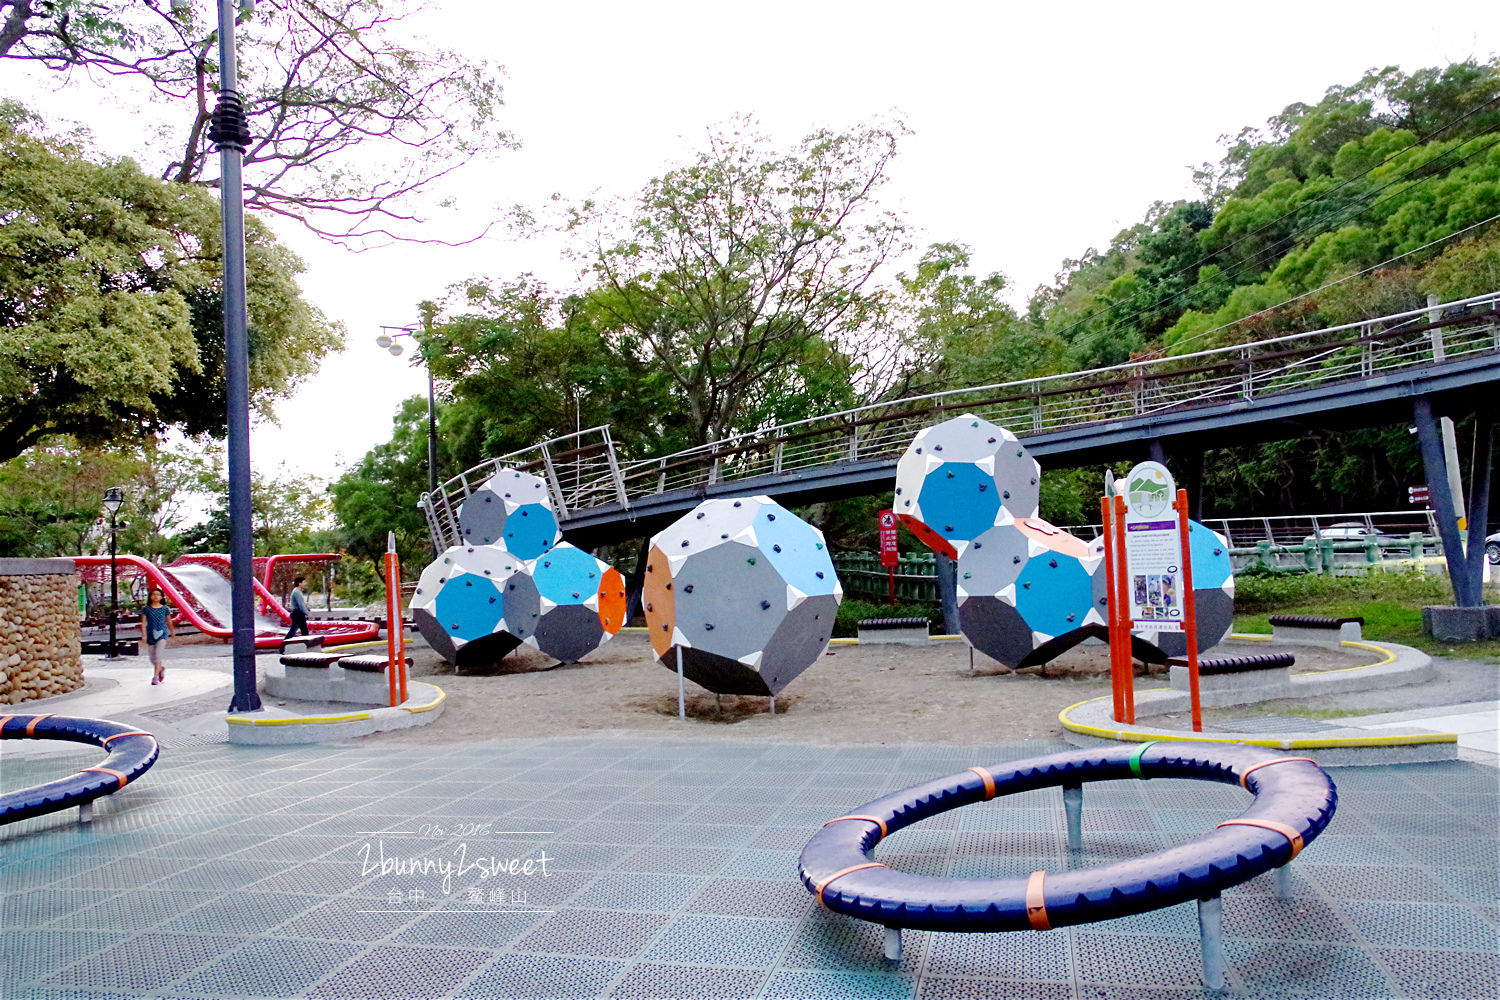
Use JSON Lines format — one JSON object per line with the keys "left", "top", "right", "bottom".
{"left": 1100, "top": 496, "right": 1126, "bottom": 722}
{"left": 1175, "top": 489, "right": 1202, "bottom": 732}
{"left": 395, "top": 552, "right": 407, "bottom": 704}
{"left": 384, "top": 548, "right": 399, "bottom": 708}
{"left": 1113, "top": 495, "right": 1135, "bottom": 724}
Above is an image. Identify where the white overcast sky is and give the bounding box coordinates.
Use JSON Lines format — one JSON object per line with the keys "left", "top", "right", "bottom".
{"left": 6, "top": 0, "right": 1496, "bottom": 482}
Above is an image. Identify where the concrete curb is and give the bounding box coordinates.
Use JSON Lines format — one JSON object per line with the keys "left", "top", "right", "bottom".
{"left": 224, "top": 681, "right": 445, "bottom": 745}
{"left": 1060, "top": 636, "right": 1455, "bottom": 765}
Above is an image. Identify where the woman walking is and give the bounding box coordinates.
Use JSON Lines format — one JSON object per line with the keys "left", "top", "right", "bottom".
{"left": 140, "top": 587, "right": 175, "bottom": 685}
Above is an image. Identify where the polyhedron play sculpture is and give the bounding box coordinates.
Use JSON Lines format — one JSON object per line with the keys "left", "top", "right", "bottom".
{"left": 509, "top": 542, "right": 628, "bottom": 663}
{"left": 895, "top": 414, "right": 1236, "bottom": 668}
{"left": 644, "top": 497, "right": 842, "bottom": 696}
{"left": 956, "top": 514, "right": 1103, "bottom": 668}
{"left": 411, "top": 544, "right": 530, "bottom": 665}
{"left": 894, "top": 416, "right": 1041, "bottom": 558}
{"left": 410, "top": 536, "right": 625, "bottom": 666}
{"left": 458, "top": 468, "right": 560, "bottom": 560}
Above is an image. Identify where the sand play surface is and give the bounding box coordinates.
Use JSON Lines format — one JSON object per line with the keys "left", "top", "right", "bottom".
{"left": 373, "top": 631, "right": 1373, "bottom": 746}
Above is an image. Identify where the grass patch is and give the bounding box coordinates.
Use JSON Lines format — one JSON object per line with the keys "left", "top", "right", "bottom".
{"left": 1233, "top": 569, "right": 1500, "bottom": 662}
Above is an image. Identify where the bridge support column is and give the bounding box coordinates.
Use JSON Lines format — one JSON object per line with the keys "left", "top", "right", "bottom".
{"left": 1414, "top": 397, "right": 1481, "bottom": 608}
{"left": 934, "top": 551, "right": 959, "bottom": 636}
{"left": 624, "top": 537, "right": 652, "bottom": 624}
{"left": 1146, "top": 439, "right": 1203, "bottom": 521}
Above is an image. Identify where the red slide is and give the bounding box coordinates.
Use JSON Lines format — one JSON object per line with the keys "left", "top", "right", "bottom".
{"left": 70, "top": 555, "right": 378, "bottom": 648}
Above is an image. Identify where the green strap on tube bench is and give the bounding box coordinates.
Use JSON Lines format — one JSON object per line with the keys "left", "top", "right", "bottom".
{"left": 1128, "top": 741, "right": 1159, "bottom": 778}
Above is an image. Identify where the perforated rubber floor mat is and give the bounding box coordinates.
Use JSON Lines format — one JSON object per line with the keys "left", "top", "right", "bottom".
{"left": 2, "top": 736, "right": 1495, "bottom": 998}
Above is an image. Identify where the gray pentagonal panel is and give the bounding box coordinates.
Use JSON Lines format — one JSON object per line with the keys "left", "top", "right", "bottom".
{"left": 955, "top": 523, "right": 1029, "bottom": 599}
{"left": 412, "top": 606, "right": 457, "bottom": 662}
{"left": 533, "top": 603, "right": 605, "bottom": 664}
{"left": 956, "top": 597, "right": 1037, "bottom": 668}
{"left": 760, "top": 594, "right": 839, "bottom": 694}
{"left": 672, "top": 541, "right": 789, "bottom": 663}
{"left": 501, "top": 570, "right": 542, "bottom": 644}
{"left": 1150, "top": 586, "right": 1235, "bottom": 658}
{"left": 674, "top": 647, "right": 772, "bottom": 696}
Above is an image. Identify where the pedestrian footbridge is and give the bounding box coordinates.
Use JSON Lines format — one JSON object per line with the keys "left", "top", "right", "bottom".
{"left": 422, "top": 292, "right": 1500, "bottom": 551}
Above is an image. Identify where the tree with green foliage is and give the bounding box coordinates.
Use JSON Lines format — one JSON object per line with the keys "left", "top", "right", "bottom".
{"left": 1031, "top": 59, "right": 1500, "bottom": 366}
{"left": 0, "top": 435, "right": 222, "bottom": 560}
{"left": 178, "top": 461, "right": 333, "bottom": 556}
{"left": 423, "top": 279, "right": 686, "bottom": 463}
{"left": 570, "top": 118, "right": 910, "bottom": 446}
{"left": 0, "top": 104, "right": 343, "bottom": 463}
{"left": 0, "top": 0, "right": 513, "bottom": 245}
{"left": 874, "top": 242, "right": 1063, "bottom": 399}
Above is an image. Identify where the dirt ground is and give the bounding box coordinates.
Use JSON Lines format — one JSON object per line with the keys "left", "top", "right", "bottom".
{"left": 377, "top": 631, "right": 1374, "bottom": 746}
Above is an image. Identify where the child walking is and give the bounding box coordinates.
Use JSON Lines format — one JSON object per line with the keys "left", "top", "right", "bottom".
{"left": 140, "top": 587, "right": 175, "bottom": 685}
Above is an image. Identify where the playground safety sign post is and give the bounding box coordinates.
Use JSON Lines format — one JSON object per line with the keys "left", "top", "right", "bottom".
{"left": 878, "top": 509, "right": 899, "bottom": 605}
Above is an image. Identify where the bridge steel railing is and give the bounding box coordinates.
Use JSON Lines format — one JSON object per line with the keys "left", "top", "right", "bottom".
{"left": 423, "top": 291, "right": 1500, "bottom": 550}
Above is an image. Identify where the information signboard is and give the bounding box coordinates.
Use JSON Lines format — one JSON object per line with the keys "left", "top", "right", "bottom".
{"left": 1122, "top": 461, "right": 1184, "bottom": 632}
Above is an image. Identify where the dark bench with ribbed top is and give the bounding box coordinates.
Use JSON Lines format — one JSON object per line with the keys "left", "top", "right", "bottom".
{"left": 1268, "top": 615, "right": 1363, "bottom": 629}
{"left": 857, "top": 617, "right": 931, "bottom": 630}
{"left": 1167, "top": 652, "right": 1296, "bottom": 675}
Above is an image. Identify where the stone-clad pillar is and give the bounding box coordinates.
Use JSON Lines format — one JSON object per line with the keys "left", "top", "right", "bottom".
{"left": 0, "top": 558, "right": 84, "bottom": 704}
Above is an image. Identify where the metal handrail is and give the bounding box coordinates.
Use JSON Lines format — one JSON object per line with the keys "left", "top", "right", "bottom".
{"left": 422, "top": 291, "right": 1500, "bottom": 549}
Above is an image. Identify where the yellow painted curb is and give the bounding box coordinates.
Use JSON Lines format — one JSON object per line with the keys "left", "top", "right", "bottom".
{"left": 400, "top": 686, "right": 446, "bottom": 714}
{"left": 620, "top": 626, "right": 649, "bottom": 633}
{"left": 226, "top": 710, "right": 373, "bottom": 727}
{"left": 1057, "top": 699, "right": 1458, "bottom": 748}
{"left": 1228, "top": 632, "right": 1271, "bottom": 641}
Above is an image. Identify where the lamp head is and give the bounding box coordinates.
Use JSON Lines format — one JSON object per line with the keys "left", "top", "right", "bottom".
{"left": 388, "top": 344, "right": 404, "bottom": 357}
{"left": 103, "top": 487, "right": 124, "bottom": 515}
{"left": 375, "top": 334, "right": 393, "bottom": 349}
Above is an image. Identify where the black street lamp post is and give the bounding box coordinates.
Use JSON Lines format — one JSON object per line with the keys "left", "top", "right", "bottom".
{"left": 171, "top": 0, "right": 260, "bottom": 711}
{"left": 103, "top": 487, "right": 124, "bottom": 660}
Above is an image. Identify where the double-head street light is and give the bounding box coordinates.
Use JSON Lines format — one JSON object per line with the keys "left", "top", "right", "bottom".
{"left": 102, "top": 487, "right": 124, "bottom": 660}
{"left": 376, "top": 303, "right": 440, "bottom": 499}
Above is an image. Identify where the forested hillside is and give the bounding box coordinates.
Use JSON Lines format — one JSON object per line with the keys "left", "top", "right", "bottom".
{"left": 333, "top": 60, "right": 1500, "bottom": 562}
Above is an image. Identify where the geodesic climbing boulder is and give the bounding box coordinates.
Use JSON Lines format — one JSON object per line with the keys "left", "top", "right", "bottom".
{"left": 893, "top": 415, "right": 1041, "bottom": 558}
{"left": 955, "top": 515, "right": 1103, "bottom": 668}
{"left": 458, "top": 468, "right": 560, "bottom": 560}
{"left": 643, "top": 496, "right": 841, "bottom": 696}
{"left": 409, "top": 544, "right": 530, "bottom": 665}
{"left": 498, "top": 543, "right": 626, "bottom": 663}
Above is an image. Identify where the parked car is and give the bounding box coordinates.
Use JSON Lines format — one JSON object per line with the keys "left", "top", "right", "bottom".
{"left": 1487, "top": 530, "right": 1499, "bottom": 565}
{"left": 1308, "top": 522, "right": 1389, "bottom": 543}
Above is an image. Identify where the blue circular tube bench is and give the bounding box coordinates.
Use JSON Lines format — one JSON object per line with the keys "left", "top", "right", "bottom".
{"left": 0, "top": 714, "right": 160, "bottom": 826}
{"left": 798, "top": 742, "right": 1337, "bottom": 989}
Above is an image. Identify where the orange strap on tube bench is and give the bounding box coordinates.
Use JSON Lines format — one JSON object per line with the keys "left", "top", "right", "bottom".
{"left": 1216, "top": 818, "right": 1306, "bottom": 859}
{"left": 822, "top": 814, "right": 888, "bottom": 838}
{"left": 1025, "top": 870, "right": 1052, "bottom": 930}
{"left": 81, "top": 767, "right": 128, "bottom": 789}
{"left": 0, "top": 715, "right": 13, "bottom": 730}
{"left": 101, "top": 731, "right": 152, "bottom": 747}
{"left": 25, "top": 714, "right": 53, "bottom": 735}
{"left": 1238, "top": 757, "right": 1317, "bottom": 790}
{"left": 814, "top": 862, "right": 886, "bottom": 906}
{"left": 967, "top": 766, "right": 996, "bottom": 801}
